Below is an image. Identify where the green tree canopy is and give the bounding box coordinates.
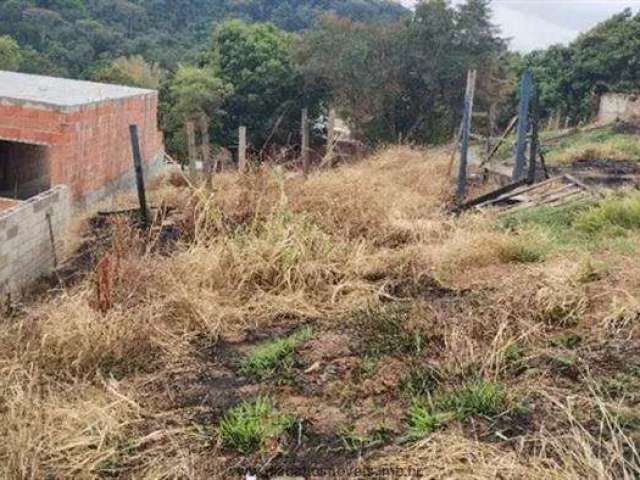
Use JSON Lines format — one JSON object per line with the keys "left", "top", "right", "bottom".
{"left": 521, "top": 8, "right": 640, "bottom": 124}
{"left": 206, "top": 20, "right": 317, "bottom": 148}
{"left": 0, "top": 35, "right": 22, "bottom": 71}
{"left": 92, "top": 55, "right": 164, "bottom": 89}
{"left": 298, "top": 0, "right": 508, "bottom": 144}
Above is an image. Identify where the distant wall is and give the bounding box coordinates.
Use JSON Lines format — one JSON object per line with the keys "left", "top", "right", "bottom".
{"left": 598, "top": 93, "right": 640, "bottom": 124}
{"left": 0, "top": 185, "right": 71, "bottom": 295}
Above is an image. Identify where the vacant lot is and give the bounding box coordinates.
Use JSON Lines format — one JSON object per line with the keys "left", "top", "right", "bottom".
{"left": 1, "top": 146, "right": 640, "bottom": 479}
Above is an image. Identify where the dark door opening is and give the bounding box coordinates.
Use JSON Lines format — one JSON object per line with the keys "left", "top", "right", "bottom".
{"left": 0, "top": 140, "right": 51, "bottom": 200}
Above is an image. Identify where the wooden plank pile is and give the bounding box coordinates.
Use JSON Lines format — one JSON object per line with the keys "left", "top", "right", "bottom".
{"left": 468, "top": 174, "right": 597, "bottom": 213}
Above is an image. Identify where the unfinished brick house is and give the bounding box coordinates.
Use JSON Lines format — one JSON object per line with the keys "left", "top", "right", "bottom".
{"left": 0, "top": 70, "right": 165, "bottom": 294}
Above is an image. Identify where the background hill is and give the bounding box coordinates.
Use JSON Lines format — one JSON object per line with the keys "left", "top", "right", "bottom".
{"left": 0, "top": 0, "right": 408, "bottom": 77}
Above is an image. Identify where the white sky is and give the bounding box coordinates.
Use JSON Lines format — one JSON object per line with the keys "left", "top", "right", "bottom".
{"left": 398, "top": 0, "right": 640, "bottom": 52}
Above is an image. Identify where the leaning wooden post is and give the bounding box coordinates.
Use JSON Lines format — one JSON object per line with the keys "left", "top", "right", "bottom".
{"left": 185, "top": 120, "right": 198, "bottom": 180}
{"left": 527, "top": 86, "right": 540, "bottom": 184}
{"left": 129, "top": 124, "right": 149, "bottom": 228}
{"left": 456, "top": 70, "right": 476, "bottom": 204}
{"left": 199, "top": 115, "right": 212, "bottom": 187}
{"left": 513, "top": 69, "right": 532, "bottom": 181}
{"left": 301, "top": 108, "right": 310, "bottom": 176}
{"left": 238, "top": 126, "right": 247, "bottom": 172}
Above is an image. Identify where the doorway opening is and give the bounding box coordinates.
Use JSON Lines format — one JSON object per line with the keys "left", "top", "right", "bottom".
{"left": 0, "top": 140, "right": 51, "bottom": 201}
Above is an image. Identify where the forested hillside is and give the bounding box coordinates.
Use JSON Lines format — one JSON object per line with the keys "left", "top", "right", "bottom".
{"left": 0, "top": 0, "right": 407, "bottom": 77}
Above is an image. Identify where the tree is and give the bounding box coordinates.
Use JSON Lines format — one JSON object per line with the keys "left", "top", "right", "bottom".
{"left": 207, "top": 20, "right": 315, "bottom": 148}
{"left": 297, "top": 14, "right": 404, "bottom": 142}
{"left": 0, "top": 35, "right": 22, "bottom": 71}
{"left": 92, "top": 55, "right": 164, "bottom": 88}
{"left": 160, "top": 65, "right": 233, "bottom": 162}
{"left": 298, "top": 0, "right": 507, "bottom": 144}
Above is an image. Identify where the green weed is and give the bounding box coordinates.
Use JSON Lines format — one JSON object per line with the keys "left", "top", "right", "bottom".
{"left": 352, "top": 304, "right": 424, "bottom": 357}
{"left": 602, "top": 374, "right": 639, "bottom": 401}
{"left": 338, "top": 425, "right": 392, "bottom": 452}
{"left": 352, "top": 356, "right": 379, "bottom": 382}
{"left": 400, "top": 365, "right": 443, "bottom": 397}
{"left": 549, "top": 334, "right": 582, "bottom": 349}
{"left": 435, "top": 380, "right": 507, "bottom": 421}
{"left": 503, "top": 343, "right": 528, "bottom": 375}
{"left": 407, "top": 399, "right": 450, "bottom": 439}
{"left": 405, "top": 379, "right": 508, "bottom": 440}
{"left": 218, "top": 396, "right": 294, "bottom": 454}
{"left": 240, "top": 326, "right": 313, "bottom": 380}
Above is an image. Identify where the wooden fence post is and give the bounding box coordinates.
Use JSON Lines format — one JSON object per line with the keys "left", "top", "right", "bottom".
{"left": 456, "top": 69, "right": 476, "bottom": 204}
{"left": 129, "top": 124, "right": 148, "bottom": 227}
{"left": 238, "top": 126, "right": 247, "bottom": 172}
{"left": 185, "top": 120, "right": 197, "bottom": 180}
{"left": 512, "top": 69, "right": 532, "bottom": 181}
{"left": 327, "top": 108, "right": 336, "bottom": 161}
{"left": 199, "top": 115, "right": 212, "bottom": 187}
{"left": 301, "top": 108, "right": 310, "bottom": 176}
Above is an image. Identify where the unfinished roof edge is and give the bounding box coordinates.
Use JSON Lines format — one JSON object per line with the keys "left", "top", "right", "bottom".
{"left": 0, "top": 70, "right": 157, "bottom": 112}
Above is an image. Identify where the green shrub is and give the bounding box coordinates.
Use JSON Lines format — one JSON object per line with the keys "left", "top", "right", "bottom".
{"left": 218, "top": 396, "right": 293, "bottom": 454}
{"left": 499, "top": 202, "right": 590, "bottom": 234}
{"left": 240, "top": 326, "right": 312, "bottom": 380}
{"left": 574, "top": 194, "right": 640, "bottom": 235}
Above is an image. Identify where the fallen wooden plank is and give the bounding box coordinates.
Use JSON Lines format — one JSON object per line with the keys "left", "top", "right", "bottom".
{"left": 456, "top": 179, "right": 528, "bottom": 212}
{"left": 477, "top": 176, "right": 567, "bottom": 207}
{"left": 501, "top": 189, "right": 585, "bottom": 214}
{"left": 480, "top": 115, "right": 518, "bottom": 167}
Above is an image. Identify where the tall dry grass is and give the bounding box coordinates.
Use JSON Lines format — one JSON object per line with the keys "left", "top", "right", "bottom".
{"left": 1, "top": 145, "right": 638, "bottom": 478}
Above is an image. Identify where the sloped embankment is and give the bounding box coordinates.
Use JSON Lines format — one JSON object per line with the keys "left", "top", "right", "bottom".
{"left": 1, "top": 146, "right": 639, "bottom": 479}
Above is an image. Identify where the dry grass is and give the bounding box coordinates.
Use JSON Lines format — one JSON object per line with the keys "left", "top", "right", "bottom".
{"left": 1, "top": 145, "right": 639, "bottom": 478}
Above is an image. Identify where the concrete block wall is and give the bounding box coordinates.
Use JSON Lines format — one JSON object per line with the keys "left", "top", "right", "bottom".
{"left": 598, "top": 93, "right": 640, "bottom": 124}
{"left": 0, "top": 185, "right": 71, "bottom": 295}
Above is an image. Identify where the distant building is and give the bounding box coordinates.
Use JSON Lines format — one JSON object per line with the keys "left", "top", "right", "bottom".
{"left": 598, "top": 92, "right": 640, "bottom": 124}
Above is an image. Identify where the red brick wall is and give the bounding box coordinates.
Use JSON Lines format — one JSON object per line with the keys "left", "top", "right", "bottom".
{"left": 0, "top": 93, "right": 163, "bottom": 202}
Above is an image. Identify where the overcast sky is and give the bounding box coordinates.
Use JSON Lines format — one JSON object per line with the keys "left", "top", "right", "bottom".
{"left": 398, "top": 0, "right": 640, "bottom": 51}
